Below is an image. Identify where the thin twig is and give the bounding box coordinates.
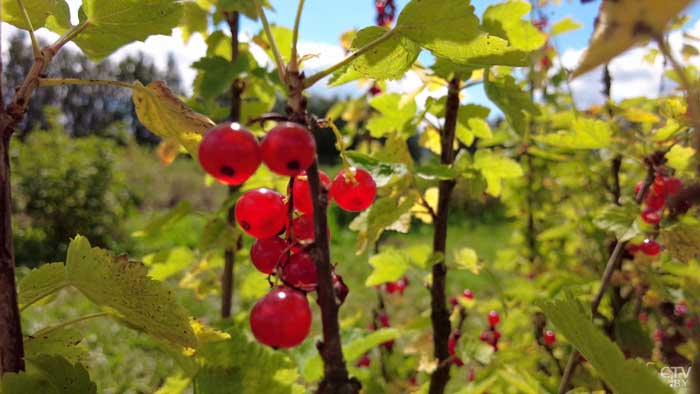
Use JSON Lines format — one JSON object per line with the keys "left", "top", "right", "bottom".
{"left": 303, "top": 30, "right": 396, "bottom": 88}
{"left": 289, "top": 0, "right": 305, "bottom": 74}
{"left": 253, "top": 0, "right": 286, "bottom": 83}
{"left": 38, "top": 78, "right": 135, "bottom": 89}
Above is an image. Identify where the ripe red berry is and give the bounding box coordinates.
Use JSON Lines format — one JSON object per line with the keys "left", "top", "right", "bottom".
{"left": 644, "top": 192, "right": 666, "bottom": 211}
{"left": 261, "top": 122, "right": 316, "bottom": 177}
{"left": 543, "top": 330, "right": 556, "bottom": 346}
{"left": 235, "top": 188, "right": 287, "bottom": 239}
{"left": 292, "top": 170, "right": 331, "bottom": 214}
{"left": 249, "top": 286, "right": 311, "bottom": 348}
{"left": 641, "top": 208, "right": 661, "bottom": 225}
{"left": 356, "top": 353, "right": 371, "bottom": 368}
{"left": 462, "top": 289, "right": 474, "bottom": 300}
{"left": 408, "top": 374, "right": 417, "bottom": 386}
{"left": 675, "top": 302, "right": 688, "bottom": 317}
{"left": 488, "top": 311, "right": 500, "bottom": 327}
{"left": 640, "top": 238, "right": 661, "bottom": 256}
{"left": 250, "top": 237, "right": 289, "bottom": 274}
{"left": 198, "top": 123, "right": 261, "bottom": 185}
{"left": 385, "top": 276, "right": 409, "bottom": 295}
{"left": 378, "top": 312, "right": 391, "bottom": 328}
{"left": 330, "top": 167, "right": 377, "bottom": 212}
{"left": 280, "top": 252, "right": 318, "bottom": 292}
{"left": 449, "top": 296, "right": 458, "bottom": 307}
{"left": 467, "top": 368, "right": 475, "bottom": 382}
{"left": 652, "top": 175, "right": 666, "bottom": 195}
{"left": 665, "top": 177, "right": 683, "bottom": 197}
{"left": 653, "top": 329, "right": 665, "bottom": 343}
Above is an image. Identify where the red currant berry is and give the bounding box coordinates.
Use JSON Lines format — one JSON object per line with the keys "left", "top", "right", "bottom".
{"left": 330, "top": 167, "right": 377, "bottom": 212}
{"left": 675, "top": 302, "right": 688, "bottom": 317}
{"left": 280, "top": 252, "right": 318, "bottom": 292}
{"left": 449, "top": 296, "right": 458, "bottom": 307}
{"left": 653, "top": 329, "right": 665, "bottom": 343}
{"left": 249, "top": 286, "right": 311, "bottom": 348}
{"left": 487, "top": 310, "right": 500, "bottom": 327}
{"left": 356, "top": 353, "right": 371, "bottom": 368}
{"left": 462, "top": 289, "right": 474, "bottom": 300}
{"left": 640, "top": 239, "right": 661, "bottom": 256}
{"left": 261, "top": 122, "right": 316, "bottom": 177}
{"left": 479, "top": 331, "right": 490, "bottom": 343}
{"left": 493, "top": 330, "right": 502, "bottom": 341}
{"left": 543, "top": 330, "right": 556, "bottom": 346}
{"left": 292, "top": 171, "right": 331, "bottom": 215}
{"left": 198, "top": 123, "right": 261, "bottom": 185}
{"left": 235, "top": 188, "right": 287, "bottom": 239}
{"left": 644, "top": 192, "right": 666, "bottom": 211}
{"left": 369, "top": 85, "right": 382, "bottom": 96}
{"left": 652, "top": 175, "right": 666, "bottom": 195}
{"left": 467, "top": 368, "right": 475, "bottom": 382}
{"left": 665, "top": 177, "right": 683, "bottom": 197}
{"left": 250, "top": 237, "right": 288, "bottom": 274}
{"left": 641, "top": 208, "right": 661, "bottom": 225}
{"left": 408, "top": 374, "right": 417, "bottom": 386}
{"left": 378, "top": 312, "right": 391, "bottom": 328}
{"left": 687, "top": 317, "right": 698, "bottom": 329}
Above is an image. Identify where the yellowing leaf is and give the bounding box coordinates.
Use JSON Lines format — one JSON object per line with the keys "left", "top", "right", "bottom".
{"left": 454, "top": 247, "right": 480, "bottom": 273}
{"left": 535, "top": 118, "right": 612, "bottom": 149}
{"left": 473, "top": 150, "right": 523, "bottom": 196}
{"left": 420, "top": 127, "right": 443, "bottom": 155}
{"left": 551, "top": 17, "right": 582, "bottom": 36}
{"left": 156, "top": 139, "right": 181, "bottom": 166}
{"left": 666, "top": 145, "right": 694, "bottom": 171}
{"left": 66, "top": 236, "right": 197, "bottom": 349}
{"left": 412, "top": 187, "right": 438, "bottom": 224}
{"left": 573, "top": 0, "right": 694, "bottom": 77}
{"left": 133, "top": 81, "right": 215, "bottom": 159}
{"left": 17, "top": 262, "right": 67, "bottom": 309}
{"left": 623, "top": 108, "right": 660, "bottom": 124}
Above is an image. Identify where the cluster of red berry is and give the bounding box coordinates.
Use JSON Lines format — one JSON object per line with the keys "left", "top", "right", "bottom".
{"left": 628, "top": 174, "right": 683, "bottom": 257}
{"left": 381, "top": 276, "right": 409, "bottom": 295}
{"left": 375, "top": 0, "right": 396, "bottom": 27}
{"left": 197, "top": 122, "right": 377, "bottom": 348}
{"left": 479, "top": 311, "right": 502, "bottom": 352}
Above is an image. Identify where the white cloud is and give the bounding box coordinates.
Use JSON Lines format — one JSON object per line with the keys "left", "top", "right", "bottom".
{"left": 560, "top": 21, "right": 700, "bottom": 108}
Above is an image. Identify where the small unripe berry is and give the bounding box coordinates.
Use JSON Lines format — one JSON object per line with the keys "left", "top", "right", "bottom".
{"left": 249, "top": 286, "right": 311, "bottom": 348}
{"left": 198, "top": 123, "right": 261, "bottom": 185}
{"left": 235, "top": 188, "right": 287, "bottom": 239}
{"left": 261, "top": 122, "right": 316, "bottom": 177}
{"left": 330, "top": 167, "right": 377, "bottom": 212}
{"left": 250, "top": 237, "right": 288, "bottom": 274}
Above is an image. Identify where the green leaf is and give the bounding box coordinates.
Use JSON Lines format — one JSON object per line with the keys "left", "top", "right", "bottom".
{"left": 193, "top": 56, "right": 247, "bottom": 99}
{"left": 2, "top": 0, "right": 63, "bottom": 30}
{"left": 365, "top": 249, "right": 410, "bottom": 286}
{"left": 416, "top": 164, "right": 460, "bottom": 180}
{"left": 484, "top": 71, "right": 539, "bottom": 134}
{"left": 45, "top": 0, "right": 72, "bottom": 33}
{"left": 593, "top": 202, "right": 642, "bottom": 242}
{"left": 666, "top": 145, "right": 694, "bottom": 171}
{"left": 350, "top": 193, "right": 417, "bottom": 253}
{"left": 456, "top": 104, "right": 492, "bottom": 144}
{"left": 71, "top": 0, "right": 184, "bottom": 61}
{"left": 143, "top": 247, "right": 196, "bottom": 281}
{"left": 27, "top": 355, "right": 97, "bottom": 394}
{"left": 550, "top": 17, "right": 582, "bottom": 36}
{"left": 453, "top": 247, "right": 480, "bottom": 273}
{"left": 539, "top": 296, "right": 674, "bottom": 394}
{"left": 253, "top": 25, "right": 293, "bottom": 64}
{"left": 472, "top": 150, "right": 523, "bottom": 196}
{"left": 65, "top": 236, "right": 197, "bottom": 348}
{"left": 194, "top": 327, "right": 302, "bottom": 394}
{"left": 302, "top": 328, "right": 401, "bottom": 381}
{"left": 24, "top": 329, "right": 86, "bottom": 364}
{"left": 181, "top": 1, "right": 209, "bottom": 42}
{"left": 366, "top": 93, "right": 417, "bottom": 138}
{"left": 396, "top": 0, "right": 512, "bottom": 65}
{"left": 240, "top": 75, "right": 277, "bottom": 124}
{"left": 480, "top": 1, "right": 546, "bottom": 64}
{"left": 217, "top": 0, "right": 270, "bottom": 20}
{"left": 348, "top": 26, "right": 420, "bottom": 80}
{"left": 133, "top": 200, "right": 193, "bottom": 238}
{"left": 17, "top": 262, "right": 67, "bottom": 309}
{"left": 1, "top": 372, "right": 53, "bottom": 394}
{"left": 535, "top": 118, "right": 613, "bottom": 150}
{"left": 431, "top": 57, "right": 477, "bottom": 80}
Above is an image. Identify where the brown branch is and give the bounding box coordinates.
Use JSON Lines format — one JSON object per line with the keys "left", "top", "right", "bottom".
{"left": 220, "top": 11, "right": 244, "bottom": 319}
{"left": 286, "top": 70, "right": 358, "bottom": 394}
{"left": 428, "top": 77, "right": 461, "bottom": 394}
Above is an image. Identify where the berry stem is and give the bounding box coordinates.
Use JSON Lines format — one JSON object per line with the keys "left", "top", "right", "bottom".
{"left": 428, "top": 77, "right": 461, "bottom": 394}
{"left": 320, "top": 118, "right": 355, "bottom": 183}
{"left": 38, "top": 78, "right": 135, "bottom": 90}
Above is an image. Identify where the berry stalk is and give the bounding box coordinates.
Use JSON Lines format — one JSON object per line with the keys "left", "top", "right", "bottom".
{"left": 428, "top": 77, "right": 461, "bottom": 394}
